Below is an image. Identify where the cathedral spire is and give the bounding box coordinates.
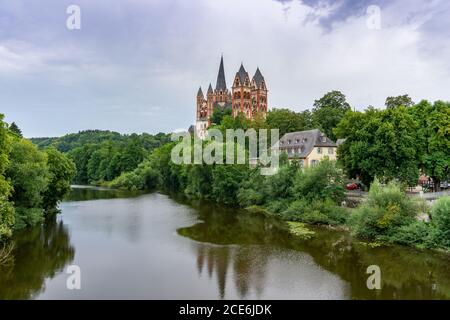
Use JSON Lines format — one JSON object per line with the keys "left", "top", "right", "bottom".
{"left": 197, "top": 86, "right": 204, "bottom": 97}
{"left": 207, "top": 83, "right": 213, "bottom": 94}
{"left": 215, "top": 55, "right": 227, "bottom": 91}
{"left": 253, "top": 67, "right": 265, "bottom": 88}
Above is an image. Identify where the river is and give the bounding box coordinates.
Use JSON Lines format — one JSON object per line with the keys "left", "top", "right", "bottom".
{"left": 1, "top": 187, "right": 449, "bottom": 299}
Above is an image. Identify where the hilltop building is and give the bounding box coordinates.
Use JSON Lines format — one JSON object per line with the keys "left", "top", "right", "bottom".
{"left": 196, "top": 56, "right": 268, "bottom": 138}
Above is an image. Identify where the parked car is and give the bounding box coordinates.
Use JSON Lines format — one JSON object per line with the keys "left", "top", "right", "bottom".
{"left": 346, "top": 182, "right": 361, "bottom": 191}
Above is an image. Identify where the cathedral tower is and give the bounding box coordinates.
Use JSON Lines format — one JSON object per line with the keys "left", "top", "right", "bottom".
{"left": 196, "top": 56, "right": 268, "bottom": 138}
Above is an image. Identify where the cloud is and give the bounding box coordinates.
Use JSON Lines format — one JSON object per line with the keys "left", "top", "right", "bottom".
{"left": 0, "top": 0, "right": 449, "bottom": 137}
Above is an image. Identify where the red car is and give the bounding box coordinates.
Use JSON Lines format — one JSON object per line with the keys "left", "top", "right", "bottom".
{"left": 346, "top": 182, "right": 361, "bottom": 190}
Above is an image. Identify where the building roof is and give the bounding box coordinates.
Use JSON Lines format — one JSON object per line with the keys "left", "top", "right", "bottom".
{"left": 207, "top": 83, "right": 213, "bottom": 94}
{"left": 197, "top": 87, "right": 204, "bottom": 97}
{"left": 273, "top": 129, "right": 337, "bottom": 158}
{"left": 336, "top": 138, "right": 346, "bottom": 146}
{"left": 253, "top": 67, "right": 265, "bottom": 88}
{"left": 215, "top": 56, "right": 227, "bottom": 91}
{"left": 237, "top": 63, "right": 249, "bottom": 83}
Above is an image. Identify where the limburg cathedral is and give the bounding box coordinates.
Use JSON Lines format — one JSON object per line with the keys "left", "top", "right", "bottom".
{"left": 195, "top": 56, "right": 268, "bottom": 138}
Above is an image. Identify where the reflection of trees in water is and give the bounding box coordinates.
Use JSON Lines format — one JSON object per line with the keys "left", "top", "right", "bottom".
{"left": 178, "top": 195, "right": 450, "bottom": 300}
{"left": 65, "top": 187, "right": 145, "bottom": 202}
{"left": 0, "top": 216, "right": 75, "bottom": 299}
{"left": 194, "top": 243, "right": 269, "bottom": 299}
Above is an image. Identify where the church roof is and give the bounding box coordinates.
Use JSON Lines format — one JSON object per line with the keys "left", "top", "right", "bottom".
{"left": 197, "top": 87, "right": 204, "bottom": 97}
{"left": 237, "top": 63, "right": 249, "bottom": 83}
{"left": 215, "top": 56, "right": 227, "bottom": 91}
{"left": 253, "top": 67, "right": 265, "bottom": 88}
{"left": 207, "top": 83, "right": 213, "bottom": 94}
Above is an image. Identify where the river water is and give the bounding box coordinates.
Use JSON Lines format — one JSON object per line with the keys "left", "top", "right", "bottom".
{"left": 0, "top": 187, "right": 449, "bottom": 299}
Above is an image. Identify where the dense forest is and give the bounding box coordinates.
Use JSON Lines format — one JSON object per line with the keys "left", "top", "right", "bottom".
{"left": 31, "top": 130, "right": 170, "bottom": 185}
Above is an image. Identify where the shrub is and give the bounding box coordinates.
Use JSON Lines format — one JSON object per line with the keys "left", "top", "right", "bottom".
{"left": 0, "top": 196, "right": 14, "bottom": 241}
{"left": 430, "top": 196, "right": 450, "bottom": 248}
{"left": 292, "top": 158, "right": 345, "bottom": 204}
{"left": 282, "top": 198, "right": 348, "bottom": 226}
{"left": 387, "top": 221, "right": 433, "bottom": 248}
{"left": 349, "top": 179, "right": 418, "bottom": 241}
{"left": 14, "top": 207, "right": 44, "bottom": 230}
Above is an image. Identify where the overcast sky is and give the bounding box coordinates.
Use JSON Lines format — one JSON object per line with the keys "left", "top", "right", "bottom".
{"left": 1, "top": 0, "right": 449, "bottom": 137}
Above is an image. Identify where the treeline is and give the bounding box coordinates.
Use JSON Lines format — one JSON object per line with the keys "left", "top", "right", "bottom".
{"left": 209, "top": 92, "right": 449, "bottom": 190}
{"left": 0, "top": 115, "right": 75, "bottom": 241}
{"left": 336, "top": 100, "right": 450, "bottom": 188}
{"left": 32, "top": 130, "right": 170, "bottom": 185}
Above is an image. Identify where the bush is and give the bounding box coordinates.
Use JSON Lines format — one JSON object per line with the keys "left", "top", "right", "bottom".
{"left": 0, "top": 196, "right": 14, "bottom": 241}
{"left": 13, "top": 207, "right": 44, "bottom": 230}
{"left": 292, "top": 158, "right": 345, "bottom": 204}
{"left": 282, "top": 198, "right": 348, "bottom": 225}
{"left": 387, "top": 221, "right": 433, "bottom": 248}
{"left": 430, "top": 196, "right": 450, "bottom": 248}
{"left": 349, "top": 179, "right": 418, "bottom": 241}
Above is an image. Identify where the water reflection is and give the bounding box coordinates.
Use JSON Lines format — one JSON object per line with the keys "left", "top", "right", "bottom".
{"left": 0, "top": 217, "right": 75, "bottom": 299}
{"left": 177, "top": 197, "right": 450, "bottom": 300}
{"left": 65, "top": 185, "right": 146, "bottom": 202}
{"left": 1, "top": 188, "right": 450, "bottom": 300}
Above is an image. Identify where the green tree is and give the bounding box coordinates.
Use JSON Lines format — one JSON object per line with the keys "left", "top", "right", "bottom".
{"left": 266, "top": 108, "right": 312, "bottom": 137}
{"left": 335, "top": 106, "right": 419, "bottom": 186}
{"left": 292, "top": 158, "right": 345, "bottom": 203}
{"left": 6, "top": 139, "right": 49, "bottom": 229}
{"left": 312, "top": 91, "right": 351, "bottom": 141}
{"left": 210, "top": 106, "right": 232, "bottom": 125}
{"left": 211, "top": 164, "right": 249, "bottom": 205}
{"left": 9, "top": 122, "right": 23, "bottom": 138}
{"left": 409, "top": 100, "right": 450, "bottom": 191}
{"left": 385, "top": 94, "right": 414, "bottom": 109}
{"left": 42, "top": 148, "right": 76, "bottom": 211}
{"left": 0, "top": 115, "right": 14, "bottom": 240}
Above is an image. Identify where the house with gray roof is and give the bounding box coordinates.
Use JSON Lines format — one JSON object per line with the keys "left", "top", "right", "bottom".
{"left": 272, "top": 129, "right": 337, "bottom": 167}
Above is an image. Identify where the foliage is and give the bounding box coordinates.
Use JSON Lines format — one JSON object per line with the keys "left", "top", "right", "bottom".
{"left": 266, "top": 108, "right": 313, "bottom": 137}
{"left": 31, "top": 130, "right": 170, "bottom": 185}
{"left": 210, "top": 106, "right": 232, "bottom": 125}
{"left": 6, "top": 139, "right": 49, "bottom": 210}
{"left": 42, "top": 148, "right": 76, "bottom": 210}
{"left": 0, "top": 116, "right": 76, "bottom": 234}
{"left": 349, "top": 179, "right": 418, "bottom": 241}
{"left": 0, "top": 197, "right": 14, "bottom": 240}
{"left": 312, "top": 90, "right": 351, "bottom": 141}
{"left": 430, "top": 196, "right": 450, "bottom": 248}
{"left": 8, "top": 122, "right": 23, "bottom": 138}
{"left": 282, "top": 198, "right": 348, "bottom": 226}
{"left": 0, "top": 115, "right": 14, "bottom": 241}
{"left": 408, "top": 100, "right": 450, "bottom": 190}
{"left": 0, "top": 114, "right": 12, "bottom": 196}
{"left": 292, "top": 158, "right": 345, "bottom": 203}
{"left": 385, "top": 94, "right": 414, "bottom": 109}
{"left": 335, "top": 106, "right": 419, "bottom": 186}
{"left": 211, "top": 164, "right": 249, "bottom": 205}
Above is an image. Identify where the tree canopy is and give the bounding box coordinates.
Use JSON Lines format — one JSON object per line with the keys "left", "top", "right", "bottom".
{"left": 312, "top": 91, "right": 351, "bottom": 141}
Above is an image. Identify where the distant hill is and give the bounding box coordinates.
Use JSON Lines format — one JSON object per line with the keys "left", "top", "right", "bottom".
{"left": 30, "top": 130, "right": 169, "bottom": 153}
{"left": 30, "top": 130, "right": 171, "bottom": 184}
